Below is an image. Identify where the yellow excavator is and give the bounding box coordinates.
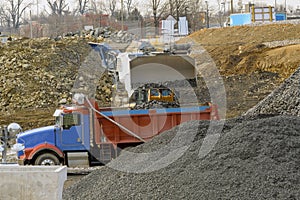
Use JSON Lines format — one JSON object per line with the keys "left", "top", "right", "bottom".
{"left": 129, "top": 84, "right": 179, "bottom": 109}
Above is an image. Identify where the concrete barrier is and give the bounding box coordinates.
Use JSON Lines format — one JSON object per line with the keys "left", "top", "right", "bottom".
{"left": 0, "top": 165, "right": 67, "bottom": 200}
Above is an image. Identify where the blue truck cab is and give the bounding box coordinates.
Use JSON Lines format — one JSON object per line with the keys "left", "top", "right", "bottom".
{"left": 15, "top": 106, "right": 91, "bottom": 166}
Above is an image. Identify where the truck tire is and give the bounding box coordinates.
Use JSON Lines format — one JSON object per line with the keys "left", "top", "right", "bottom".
{"left": 34, "top": 153, "right": 61, "bottom": 165}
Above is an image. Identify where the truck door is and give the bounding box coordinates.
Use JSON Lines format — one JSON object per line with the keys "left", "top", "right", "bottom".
{"left": 56, "top": 113, "right": 89, "bottom": 151}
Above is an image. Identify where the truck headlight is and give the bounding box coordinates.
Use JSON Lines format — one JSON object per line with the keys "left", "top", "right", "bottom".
{"left": 11, "top": 143, "right": 25, "bottom": 152}
{"left": 8, "top": 123, "right": 22, "bottom": 136}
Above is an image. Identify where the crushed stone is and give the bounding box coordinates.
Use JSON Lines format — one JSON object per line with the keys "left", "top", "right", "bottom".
{"left": 63, "top": 115, "right": 300, "bottom": 199}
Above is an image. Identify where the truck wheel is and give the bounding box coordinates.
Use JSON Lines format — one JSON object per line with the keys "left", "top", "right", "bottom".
{"left": 34, "top": 153, "right": 61, "bottom": 165}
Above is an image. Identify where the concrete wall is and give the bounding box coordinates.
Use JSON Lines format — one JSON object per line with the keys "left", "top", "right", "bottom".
{"left": 0, "top": 165, "right": 67, "bottom": 200}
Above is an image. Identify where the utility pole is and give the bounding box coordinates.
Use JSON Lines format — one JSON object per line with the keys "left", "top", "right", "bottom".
{"left": 285, "top": 0, "right": 287, "bottom": 12}
{"left": 37, "top": 0, "right": 39, "bottom": 17}
{"left": 30, "top": 10, "right": 33, "bottom": 38}
{"left": 221, "top": 2, "right": 226, "bottom": 26}
{"left": 1, "top": 126, "right": 8, "bottom": 163}
{"left": 231, "top": 0, "right": 234, "bottom": 14}
{"left": 205, "top": 1, "right": 209, "bottom": 28}
{"left": 36, "top": 0, "right": 39, "bottom": 37}
{"left": 121, "top": 0, "right": 124, "bottom": 31}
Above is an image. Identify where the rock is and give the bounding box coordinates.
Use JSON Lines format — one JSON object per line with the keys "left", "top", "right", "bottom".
{"left": 59, "top": 98, "right": 67, "bottom": 104}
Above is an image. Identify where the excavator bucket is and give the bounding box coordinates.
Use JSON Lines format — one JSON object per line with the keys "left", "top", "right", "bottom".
{"left": 129, "top": 54, "right": 196, "bottom": 87}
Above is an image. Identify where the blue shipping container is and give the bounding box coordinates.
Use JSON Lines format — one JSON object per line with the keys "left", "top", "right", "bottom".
{"left": 275, "top": 13, "right": 286, "bottom": 21}
{"left": 230, "top": 13, "right": 252, "bottom": 26}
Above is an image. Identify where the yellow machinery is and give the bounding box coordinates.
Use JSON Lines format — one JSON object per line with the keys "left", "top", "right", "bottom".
{"left": 148, "top": 88, "right": 175, "bottom": 103}
{"left": 129, "top": 85, "right": 178, "bottom": 108}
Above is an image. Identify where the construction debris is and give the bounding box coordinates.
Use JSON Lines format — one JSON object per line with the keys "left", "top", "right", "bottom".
{"left": 68, "top": 27, "right": 134, "bottom": 45}
{"left": 0, "top": 38, "right": 87, "bottom": 112}
{"left": 0, "top": 37, "right": 114, "bottom": 113}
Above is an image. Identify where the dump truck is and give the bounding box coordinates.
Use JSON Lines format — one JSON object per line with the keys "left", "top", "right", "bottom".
{"left": 13, "top": 94, "right": 219, "bottom": 167}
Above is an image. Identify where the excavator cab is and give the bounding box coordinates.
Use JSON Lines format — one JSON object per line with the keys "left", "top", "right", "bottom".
{"left": 148, "top": 88, "right": 160, "bottom": 101}
{"left": 160, "top": 89, "right": 174, "bottom": 102}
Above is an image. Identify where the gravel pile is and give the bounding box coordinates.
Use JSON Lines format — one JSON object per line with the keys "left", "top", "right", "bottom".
{"left": 69, "top": 27, "right": 134, "bottom": 44}
{"left": 251, "top": 19, "right": 300, "bottom": 26}
{"left": 263, "top": 39, "right": 300, "bottom": 48}
{"left": 245, "top": 66, "right": 300, "bottom": 116}
{"left": 133, "top": 100, "right": 180, "bottom": 109}
{"left": 110, "top": 30, "right": 135, "bottom": 43}
{"left": 63, "top": 115, "right": 300, "bottom": 199}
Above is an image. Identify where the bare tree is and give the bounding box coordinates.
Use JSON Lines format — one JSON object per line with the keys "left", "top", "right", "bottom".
{"left": 215, "top": 0, "right": 224, "bottom": 27}
{"left": 125, "top": 0, "right": 133, "bottom": 17}
{"left": 0, "top": 0, "right": 31, "bottom": 30}
{"left": 184, "top": 0, "right": 204, "bottom": 31}
{"left": 169, "top": 0, "right": 174, "bottom": 16}
{"left": 128, "top": 7, "right": 143, "bottom": 20}
{"left": 87, "top": 0, "right": 117, "bottom": 16}
{"left": 150, "top": 0, "right": 167, "bottom": 35}
{"left": 89, "top": 0, "right": 103, "bottom": 14}
{"left": 90, "top": 0, "right": 97, "bottom": 13}
{"left": 174, "top": 0, "right": 186, "bottom": 21}
{"left": 46, "top": 0, "right": 73, "bottom": 38}
{"left": 77, "top": 0, "right": 89, "bottom": 15}
{"left": 0, "top": 5, "right": 11, "bottom": 28}
{"left": 109, "top": 0, "right": 117, "bottom": 17}
{"left": 47, "top": 0, "right": 69, "bottom": 16}
{"left": 237, "top": 0, "right": 243, "bottom": 12}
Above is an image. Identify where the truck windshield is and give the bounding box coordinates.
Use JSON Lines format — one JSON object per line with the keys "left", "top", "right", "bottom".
{"left": 62, "top": 113, "right": 81, "bottom": 129}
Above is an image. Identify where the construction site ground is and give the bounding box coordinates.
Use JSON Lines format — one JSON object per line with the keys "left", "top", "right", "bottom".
{"left": 1, "top": 21, "right": 300, "bottom": 196}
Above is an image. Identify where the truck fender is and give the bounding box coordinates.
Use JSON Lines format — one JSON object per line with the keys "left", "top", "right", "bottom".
{"left": 28, "top": 143, "right": 64, "bottom": 161}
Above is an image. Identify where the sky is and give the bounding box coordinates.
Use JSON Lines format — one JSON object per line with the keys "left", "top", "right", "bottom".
{"left": 21, "top": 0, "right": 300, "bottom": 16}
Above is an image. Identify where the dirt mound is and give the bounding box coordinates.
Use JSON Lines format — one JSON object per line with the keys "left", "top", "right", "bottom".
{"left": 63, "top": 115, "right": 300, "bottom": 199}
{"left": 186, "top": 22, "right": 300, "bottom": 117}
{"left": 189, "top": 22, "right": 300, "bottom": 78}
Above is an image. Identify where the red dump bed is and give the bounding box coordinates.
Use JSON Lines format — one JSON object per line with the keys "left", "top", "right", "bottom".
{"left": 94, "top": 106, "right": 219, "bottom": 145}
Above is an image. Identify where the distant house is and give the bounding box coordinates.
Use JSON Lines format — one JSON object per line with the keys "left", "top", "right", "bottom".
{"left": 0, "top": 34, "right": 9, "bottom": 43}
